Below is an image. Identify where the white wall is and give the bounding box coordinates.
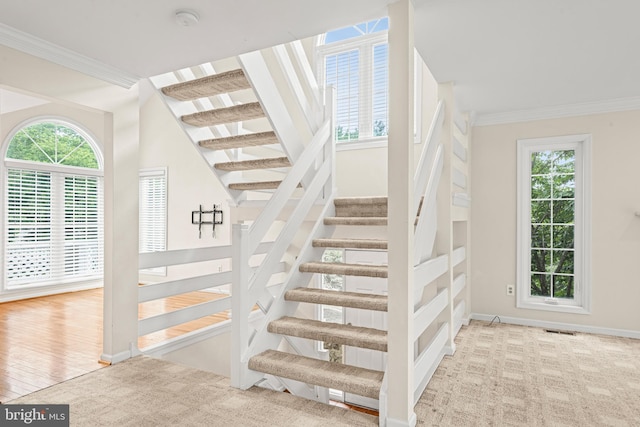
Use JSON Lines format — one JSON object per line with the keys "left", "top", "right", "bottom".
{"left": 334, "top": 59, "right": 439, "bottom": 197}
{"left": 0, "top": 44, "right": 140, "bottom": 362}
{"left": 138, "top": 88, "right": 233, "bottom": 283}
{"left": 471, "top": 110, "right": 640, "bottom": 333}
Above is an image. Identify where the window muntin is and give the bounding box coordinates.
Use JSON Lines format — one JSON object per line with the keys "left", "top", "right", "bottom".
{"left": 3, "top": 119, "right": 103, "bottom": 289}
{"left": 319, "top": 18, "right": 389, "bottom": 143}
{"left": 6, "top": 122, "right": 99, "bottom": 169}
{"left": 517, "top": 135, "right": 591, "bottom": 313}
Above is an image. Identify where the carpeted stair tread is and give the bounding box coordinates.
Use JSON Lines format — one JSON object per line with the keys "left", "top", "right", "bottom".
{"left": 228, "top": 180, "right": 302, "bottom": 191}
{"left": 285, "top": 288, "right": 388, "bottom": 311}
{"left": 182, "top": 102, "right": 264, "bottom": 127}
{"left": 300, "top": 262, "right": 387, "bottom": 278}
{"left": 161, "top": 69, "right": 251, "bottom": 101}
{"left": 323, "top": 217, "right": 388, "bottom": 226}
{"left": 215, "top": 156, "right": 291, "bottom": 172}
{"left": 268, "top": 316, "right": 387, "bottom": 351}
{"left": 334, "top": 196, "right": 388, "bottom": 217}
{"left": 313, "top": 238, "right": 387, "bottom": 250}
{"left": 199, "top": 131, "right": 279, "bottom": 150}
{"left": 248, "top": 349, "right": 384, "bottom": 399}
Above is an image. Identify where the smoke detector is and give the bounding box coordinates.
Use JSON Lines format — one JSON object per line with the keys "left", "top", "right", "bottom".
{"left": 175, "top": 10, "right": 199, "bottom": 27}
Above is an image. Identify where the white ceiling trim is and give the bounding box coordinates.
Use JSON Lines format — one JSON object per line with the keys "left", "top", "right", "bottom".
{"left": 0, "top": 23, "right": 140, "bottom": 89}
{"left": 473, "top": 96, "right": 640, "bottom": 127}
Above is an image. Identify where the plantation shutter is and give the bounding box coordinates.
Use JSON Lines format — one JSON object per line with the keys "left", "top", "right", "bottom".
{"left": 325, "top": 48, "right": 360, "bottom": 141}
{"left": 5, "top": 169, "right": 53, "bottom": 284}
{"left": 139, "top": 169, "right": 167, "bottom": 253}
{"left": 64, "top": 175, "right": 103, "bottom": 278}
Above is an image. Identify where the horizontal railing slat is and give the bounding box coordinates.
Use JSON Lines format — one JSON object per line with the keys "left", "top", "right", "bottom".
{"left": 138, "top": 296, "right": 231, "bottom": 336}
{"left": 452, "top": 246, "right": 466, "bottom": 267}
{"left": 452, "top": 273, "right": 466, "bottom": 299}
{"left": 139, "top": 241, "right": 273, "bottom": 269}
{"left": 138, "top": 271, "right": 232, "bottom": 303}
{"left": 414, "top": 254, "right": 449, "bottom": 303}
{"left": 414, "top": 323, "right": 448, "bottom": 404}
{"left": 414, "top": 288, "right": 449, "bottom": 341}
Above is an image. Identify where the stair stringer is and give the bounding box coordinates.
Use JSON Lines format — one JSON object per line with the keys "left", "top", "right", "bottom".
{"left": 149, "top": 67, "right": 248, "bottom": 205}
{"left": 236, "top": 198, "right": 337, "bottom": 390}
{"left": 238, "top": 50, "right": 307, "bottom": 174}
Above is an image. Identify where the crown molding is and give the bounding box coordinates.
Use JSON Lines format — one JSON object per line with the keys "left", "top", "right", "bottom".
{"left": 473, "top": 96, "right": 640, "bottom": 127}
{"left": 0, "top": 23, "right": 140, "bottom": 89}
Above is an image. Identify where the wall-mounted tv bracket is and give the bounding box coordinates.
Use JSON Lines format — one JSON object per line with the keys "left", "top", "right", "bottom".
{"left": 191, "top": 204, "right": 223, "bottom": 238}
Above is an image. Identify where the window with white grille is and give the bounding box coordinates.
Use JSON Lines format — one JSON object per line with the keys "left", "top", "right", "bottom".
{"left": 318, "top": 18, "right": 389, "bottom": 143}
{"left": 517, "top": 134, "right": 591, "bottom": 313}
{"left": 3, "top": 120, "right": 103, "bottom": 289}
{"left": 139, "top": 168, "right": 167, "bottom": 275}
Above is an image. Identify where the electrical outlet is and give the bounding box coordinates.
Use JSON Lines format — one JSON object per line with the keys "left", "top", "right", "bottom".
{"left": 506, "top": 284, "right": 515, "bottom": 296}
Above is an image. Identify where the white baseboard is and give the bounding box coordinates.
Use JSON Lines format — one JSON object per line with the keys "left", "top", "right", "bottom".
{"left": 386, "top": 413, "right": 417, "bottom": 427}
{"left": 470, "top": 313, "right": 640, "bottom": 340}
{"left": 100, "top": 349, "right": 131, "bottom": 365}
{"left": 0, "top": 281, "right": 102, "bottom": 303}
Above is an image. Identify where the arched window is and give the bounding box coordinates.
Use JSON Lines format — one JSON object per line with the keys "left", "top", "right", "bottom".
{"left": 3, "top": 119, "right": 103, "bottom": 289}
{"left": 317, "top": 18, "right": 389, "bottom": 143}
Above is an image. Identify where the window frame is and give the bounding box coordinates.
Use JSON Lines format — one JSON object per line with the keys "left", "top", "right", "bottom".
{"left": 316, "top": 27, "right": 423, "bottom": 151}
{"left": 139, "top": 167, "right": 168, "bottom": 276}
{"left": 516, "top": 134, "right": 592, "bottom": 314}
{"left": 1, "top": 117, "right": 104, "bottom": 293}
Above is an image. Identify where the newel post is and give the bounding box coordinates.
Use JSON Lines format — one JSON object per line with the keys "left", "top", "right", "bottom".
{"left": 231, "top": 223, "right": 251, "bottom": 389}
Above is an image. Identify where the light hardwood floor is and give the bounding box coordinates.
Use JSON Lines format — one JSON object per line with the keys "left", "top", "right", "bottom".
{"left": 0, "top": 288, "right": 230, "bottom": 403}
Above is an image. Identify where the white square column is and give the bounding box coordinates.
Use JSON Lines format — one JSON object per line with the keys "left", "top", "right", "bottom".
{"left": 387, "top": 1, "right": 416, "bottom": 426}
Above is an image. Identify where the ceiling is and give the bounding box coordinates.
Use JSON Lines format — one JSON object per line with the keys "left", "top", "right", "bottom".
{"left": 1, "top": 0, "right": 640, "bottom": 120}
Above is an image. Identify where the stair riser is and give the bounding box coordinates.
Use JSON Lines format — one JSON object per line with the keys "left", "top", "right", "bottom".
{"left": 335, "top": 204, "right": 387, "bottom": 218}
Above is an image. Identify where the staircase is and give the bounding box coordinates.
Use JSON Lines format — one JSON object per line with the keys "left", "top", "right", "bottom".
{"left": 249, "top": 196, "right": 390, "bottom": 401}
{"left": 149, "top": 35, "right": 471, "bottom": 427}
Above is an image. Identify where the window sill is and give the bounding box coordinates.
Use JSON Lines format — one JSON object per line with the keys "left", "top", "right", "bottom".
{"left": 335, "top": 136, "right": 420, "bottom": 152}
{"left": 516, "top": 299, "right": 590, "bottom": 315}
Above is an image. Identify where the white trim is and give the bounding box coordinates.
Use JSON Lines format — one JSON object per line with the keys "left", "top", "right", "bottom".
{"left": 0, "top": 23, "right": 139, "bottom": 89}
{"left": 474, "top": 96, "right": 640, "bottom": 127}
{"left": 470, "top": 313, "right": 640, "bottom": 340}
{"left": 99, "top": 349, "right": 132, "bottom": 365}
{"left": 516, "top": 134, "right": 592, "bottom": 314}
{"left": 0, "top": 280, "right": 101, "bottom": 303}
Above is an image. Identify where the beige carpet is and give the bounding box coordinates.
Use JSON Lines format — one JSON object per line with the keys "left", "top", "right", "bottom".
{"left": 416, "top": 320, "right": 640, "bottom": 426}
{"left": 9, "top": 321, "right": 640, "bottom": 426}
{"left": 9, "top": 356, "right": 377, "bottom": 427}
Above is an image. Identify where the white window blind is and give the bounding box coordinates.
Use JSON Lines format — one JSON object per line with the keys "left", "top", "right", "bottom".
{"left": 64, "top": 175, "right": 103, "bottom": 279}
{"left": 5, "top": 169, "right": 53, "bottom": 283}
{"left": 139, "top": 169, "right": 167, "bottom": 253}
{"left": 3, "top": 120, "right": 104, "bottom": 290}
{"left": 319, "top": 18, "right": 389, "bottom": 143}
{"left": 139, "top": 168, "right": 167, "bottom": 275}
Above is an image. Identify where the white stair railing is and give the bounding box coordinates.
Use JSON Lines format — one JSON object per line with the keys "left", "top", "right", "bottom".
{"left": 231, "top": 41, "right": 335, "bottom": 394}
{"left": 231, "top": 118, "right": 334, "bottom": 390}
{"left": 410, "top": 97, "right": 451, "bottom": 407}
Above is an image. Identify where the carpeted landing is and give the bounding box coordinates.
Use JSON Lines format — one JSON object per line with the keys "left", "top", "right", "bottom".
{"left": 8, "top": 356, "right": 377, "bottom": 427}
{"left": 8, "top": 321, "right": 640, "bottom": 426}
